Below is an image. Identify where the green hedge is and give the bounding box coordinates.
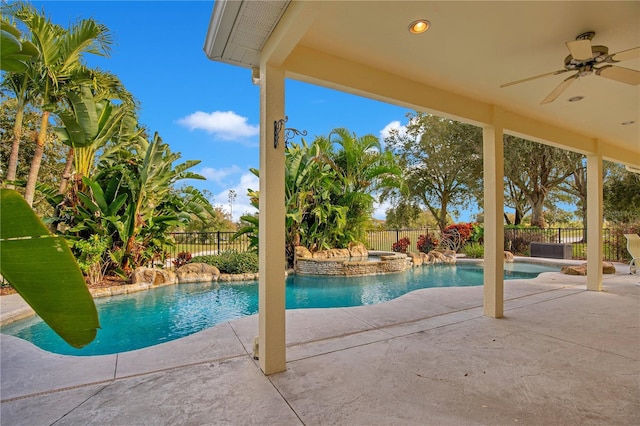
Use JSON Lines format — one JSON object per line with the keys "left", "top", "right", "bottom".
{"left": 190, "top": 251, "right": 259, "bottom": 274}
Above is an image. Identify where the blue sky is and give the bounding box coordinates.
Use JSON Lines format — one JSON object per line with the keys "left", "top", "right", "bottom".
{"left": 30, "top": 1, "right": 474, "bottom": 222}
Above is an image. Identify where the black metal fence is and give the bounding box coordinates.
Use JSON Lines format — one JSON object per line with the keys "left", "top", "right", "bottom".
{"left": 167, "top": 232, "right": 253, "bottom": 266}
{"left": 367, "top": 227, "right": 630, "bottom": 263}
{"left": 166, "top": 227, "right": 631, "bottom": 268}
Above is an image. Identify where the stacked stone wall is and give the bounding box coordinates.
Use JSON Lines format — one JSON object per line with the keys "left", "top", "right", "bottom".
{"left": 295, "top": 252, "right": 409, "bottom": 276}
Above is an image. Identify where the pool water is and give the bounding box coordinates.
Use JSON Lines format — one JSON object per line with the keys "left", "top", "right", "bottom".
{"left": 1, "top": 262, "right": 557, "bottom": 356}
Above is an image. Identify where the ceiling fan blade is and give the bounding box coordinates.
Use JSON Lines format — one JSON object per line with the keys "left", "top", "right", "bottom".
{"left": 500, "top": 69, "right": 569, "bottom": 88}
{"left": 595, "top": 65, "right": 640, "bottom": 85}
{"left": 605, "top": 46, "right": 640, "bottom": 63}
{"left": 566, "top": 39, "right": 593, "bottom": 61}
{"left": 541, "top": 74, "right": 579, "bottom": 104}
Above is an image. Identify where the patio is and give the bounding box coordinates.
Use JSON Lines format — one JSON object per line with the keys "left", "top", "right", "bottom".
{"left": 2, "top": 265, "right": 638, "bottom": 425}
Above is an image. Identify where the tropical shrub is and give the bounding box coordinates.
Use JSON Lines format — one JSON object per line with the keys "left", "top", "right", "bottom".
{"left": 444, "top": 223, "right": 474, "bottom": 244}
{"left": 392, "top": 237, "right": 410, "bottom": 253}
{"left": 73, "top": 234, "right": 109, "bottom": 286}
{"left": 462, "top": 242, "right": 484, "bottom": 258}
{"left": 471, "top": 224, "right": 484, "bottom": 243}
{"left": 417, "top": 233, "right": 439, "bottom": 253}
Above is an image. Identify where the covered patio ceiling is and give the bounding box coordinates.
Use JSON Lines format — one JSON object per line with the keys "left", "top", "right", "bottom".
{"left": 203, "top": 0, "right": 639, "bottom": 374}
{"left": 205, "top": 0, "right": 639, "bottom": 167}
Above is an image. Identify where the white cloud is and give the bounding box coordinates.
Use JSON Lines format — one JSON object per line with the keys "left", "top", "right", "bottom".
{"left": 213, "top": 172, "right": 260, "bottom": 222}
{"left": 198, "top": 165, "right": 242, "bottom": 186}
{"left": 379, "top": 120, "right": 407, "bottom": 145}
{"left": 177, "top": 111, "right": 259, "bottom": 141}
{"left": 372, "top": 199, "right": 391, "bottom": 221}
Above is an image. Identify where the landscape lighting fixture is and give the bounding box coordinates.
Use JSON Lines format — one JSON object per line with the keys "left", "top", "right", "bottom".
{"left": 409, "top": 19, "right": 430, "bottom": 34}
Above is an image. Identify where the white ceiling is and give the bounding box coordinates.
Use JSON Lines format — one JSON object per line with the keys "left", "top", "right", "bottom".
{"left": 205, "top": 0, "right": 640, "bottom": 164}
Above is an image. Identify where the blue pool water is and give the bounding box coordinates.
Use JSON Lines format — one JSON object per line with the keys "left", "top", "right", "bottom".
{"left": 1, "top": 262, "right": 557, "bottom": 356}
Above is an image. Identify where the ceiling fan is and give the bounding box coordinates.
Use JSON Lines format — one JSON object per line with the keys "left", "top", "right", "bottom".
{"left": 500, "top": 31, "right": 640, "bottom": 104}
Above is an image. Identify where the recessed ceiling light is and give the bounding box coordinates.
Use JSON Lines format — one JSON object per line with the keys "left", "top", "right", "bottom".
{"left": 409, "top": 20, "right": 430, "bottom": 34}
{"left": 621, "top": 120, "right": 636, "bottom": 126}
{"left": 568, "top": 96, "right": 584, "bottom": 102}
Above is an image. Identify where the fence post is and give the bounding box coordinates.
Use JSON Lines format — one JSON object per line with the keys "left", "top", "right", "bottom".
{"left": 217, "top": 231, "right": 221, "bottom": 254}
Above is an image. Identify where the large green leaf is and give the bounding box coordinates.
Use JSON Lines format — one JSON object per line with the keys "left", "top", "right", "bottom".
{"left": 0, "top": 189, "right": 99, "bottom": 348}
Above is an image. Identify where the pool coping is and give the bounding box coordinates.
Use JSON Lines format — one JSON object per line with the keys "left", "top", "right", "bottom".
{"left": 0, "top": 256, "right": 589, "bottom": 327}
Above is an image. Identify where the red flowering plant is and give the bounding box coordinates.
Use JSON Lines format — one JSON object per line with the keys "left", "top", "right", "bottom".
{"left": 441, "top": 223, "right": 475, "bottom": 252}
{"left": 392, "top": 237, "right": 411, "bottom": 253}
{"left": 172, "top": 251, "right": 192, "bottom": 268}
{"left": 417, "top": 234, "right": 439, "bottom": 253}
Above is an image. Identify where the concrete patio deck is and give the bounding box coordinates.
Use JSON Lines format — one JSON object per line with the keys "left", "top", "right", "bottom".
{"left": 1, "top": 265, "right": 638, "bottom": 425}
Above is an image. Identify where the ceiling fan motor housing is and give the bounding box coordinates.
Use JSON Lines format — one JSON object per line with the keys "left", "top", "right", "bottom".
{"left": 564, "top": 45, "right": 609, "bottom": 70}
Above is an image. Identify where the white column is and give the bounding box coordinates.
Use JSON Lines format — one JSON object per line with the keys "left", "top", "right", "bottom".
{"left": 258, "top": 64, "right": 286, "bottom": 374}
{"left": 483, "top": 110, "right": 505, "bottom": 318}
{"left": 586, "top": 153, "right": 603, "bottom": 291}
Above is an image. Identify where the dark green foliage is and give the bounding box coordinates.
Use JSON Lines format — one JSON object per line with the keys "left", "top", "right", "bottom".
{"left": 603, "top": 164, "right": 640, "bottom": 224}
{"left": 190, "top": 251, "right": 258, "bottom": 274}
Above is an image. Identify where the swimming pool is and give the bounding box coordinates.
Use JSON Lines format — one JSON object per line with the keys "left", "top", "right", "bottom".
{"left": 1, "top": 262, "right": 557, "bottom": 356}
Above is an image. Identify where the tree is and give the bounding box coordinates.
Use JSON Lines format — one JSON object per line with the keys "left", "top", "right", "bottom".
{"left": 503, "top": 136, "right": 580, "bottom": 228}
{"left": 385, "top": 112, "right": 483, "bottom": 233}
{"left": 385, "top": 201, "right": 438, "bottom": 229}
{"left": 503, "top": 178, "right": 530, "bottom": 225}
{"left": 603, "top": 163, "right": 640, "bottom": 224}
{"left": 0, "top": 94, "right": 65, "bottom": 215}
{"left": 1, "top": 17, "right": 39, "bottom": 189}
{"left": 8, "top": 2, "right": 113, "bottom": 206}
{"left": 54, "top": 83, "right": 134, "bottom": 180}
{"left": 556, "top": 155, "right": 587, "bottom": 232}
{"left": 317, "top": 128, "right": 404, "bottom": 246}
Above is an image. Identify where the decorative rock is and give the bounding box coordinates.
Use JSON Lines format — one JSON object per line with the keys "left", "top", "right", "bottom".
{"left": 407, "top": 252, "right": 423, "bottom": 267}
{"left": 561, "top": 262, "right": 616, "bottom": 276}
{"left": 429, "top": 251, "right": 446, "bottom": 262}
{"left": 132, "top": 267, "right": 176, "bottom": 286}
{"left": 90, "top": 288, "right": 112, "bottom": 298}
{"left": 312, "top": 248, "right": 350, "bottom": 259}
{"left": 423, "top": 253, "right": 436, "bottom": 265}
{"left": 504, "top": 251, "right": 514, "bottom": 262}
{"left": 348, "top": 242, "right": 369, "bottom": 259}
{"left": 176, "top": 263, "right": 220, "bottom": 283}
{"left": 295, "top": 246, "right": 312, "bottom": 259}
{"left": 441, "top": 250, "right": 457, "bottom": 264}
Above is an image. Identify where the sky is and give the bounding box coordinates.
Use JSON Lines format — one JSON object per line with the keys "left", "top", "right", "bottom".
{"left": 28, "top": 0, "right": 477, "bottom": 222}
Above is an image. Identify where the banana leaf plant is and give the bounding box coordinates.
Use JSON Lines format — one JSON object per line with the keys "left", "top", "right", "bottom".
{"left": 0, "top": 189, "right": 99, "bottom": 348}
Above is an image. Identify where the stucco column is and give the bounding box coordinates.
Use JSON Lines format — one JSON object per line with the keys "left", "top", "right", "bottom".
{"left": 586, "top": 153, "right": 603, "bottom": 291}
{"left": 483, "top": 112, "right": 505, "bottom": 318}
{"left": 258, "top": 64, "right": 286, "bottom": 374}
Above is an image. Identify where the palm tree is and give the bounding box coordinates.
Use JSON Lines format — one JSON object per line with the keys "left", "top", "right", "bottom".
{"left": 1, "top": 16, "right": 39, "bottom": 190}
{"left": 56, "top": 69, "right": 137, "bottom": 195}
{"left": 8, "top": 2, "right": 113, "bottom": 206}
{"left": 320, "top": 128, "right": 404, "bottom": 245}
